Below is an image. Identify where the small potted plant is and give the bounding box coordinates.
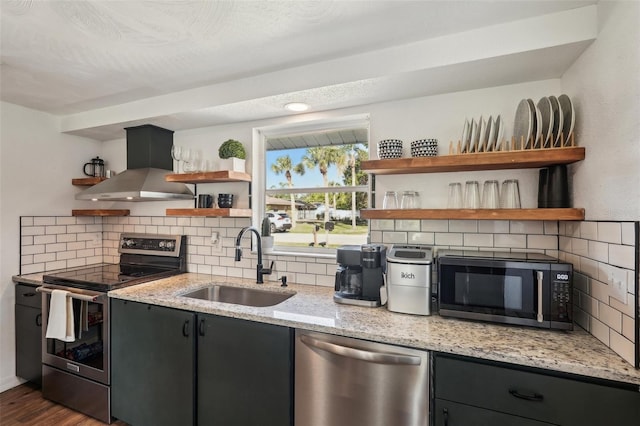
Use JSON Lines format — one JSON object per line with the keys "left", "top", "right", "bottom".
{"left": 261, "top": 216, "right": 274, "bottom": 252}
{"left": 218, "top": 139, "right": 246, "bottom": 172}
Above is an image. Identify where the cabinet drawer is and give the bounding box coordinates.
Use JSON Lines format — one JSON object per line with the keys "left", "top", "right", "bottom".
{"left": 16, "top": 284, "right": 41, "bottom": 308}
{"left": 434, "top": 399, "right": 556, "bottom": 426}
{"left": 435, "top": 355, "right": 640, "bottom": 426}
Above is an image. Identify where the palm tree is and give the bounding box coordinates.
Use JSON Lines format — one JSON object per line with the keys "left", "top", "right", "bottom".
{"left": 334, "top": 144, "right": 358, "bottom": 229}
{"left": 271, "top": 155, "right": 300, "bottom": 227}
{"left": 300, "top": 146, "right": 342, "bottom": 223}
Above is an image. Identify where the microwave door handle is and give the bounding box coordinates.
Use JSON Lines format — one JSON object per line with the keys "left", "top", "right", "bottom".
{"left": 536, "top": 271, "right": 544, "bottom": 323}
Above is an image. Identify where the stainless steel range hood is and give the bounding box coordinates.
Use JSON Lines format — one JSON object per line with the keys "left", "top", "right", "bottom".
{"left": 76, "top": 125, "right": 194, "bottom": 201}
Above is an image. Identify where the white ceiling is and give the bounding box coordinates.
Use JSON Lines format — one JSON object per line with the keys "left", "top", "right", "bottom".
{"left": 1, "top": 0, "right": 597, "bottom": 141}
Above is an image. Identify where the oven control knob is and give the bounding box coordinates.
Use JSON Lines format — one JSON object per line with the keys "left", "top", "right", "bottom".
{"left": 165, "top": 241, "right": 175, "bottom": 250}
{"left": 122, "top": 239, "right": 136, "bottom": 248}
{"left": 159, "top": 241, "right": 166, "bottom": 248}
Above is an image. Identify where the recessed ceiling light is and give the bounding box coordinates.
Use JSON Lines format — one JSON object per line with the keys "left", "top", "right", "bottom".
{"left": 284, "top": 102, "right": 309, "bottom": 112}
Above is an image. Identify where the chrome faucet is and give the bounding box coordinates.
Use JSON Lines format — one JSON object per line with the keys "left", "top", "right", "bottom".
{"left": 235, "top": 226, "right": 273, "bottom": 284}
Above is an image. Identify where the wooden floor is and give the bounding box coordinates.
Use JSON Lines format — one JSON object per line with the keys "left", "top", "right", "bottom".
{"left": 0, "top": 383, "right": 127, "bottom": 426}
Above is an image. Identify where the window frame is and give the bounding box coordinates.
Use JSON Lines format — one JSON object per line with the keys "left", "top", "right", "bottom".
{"left": 252, "top": 113, "right": 371, "bottom": 257}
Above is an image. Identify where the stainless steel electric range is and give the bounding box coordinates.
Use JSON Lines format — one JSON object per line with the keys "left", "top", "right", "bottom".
{"left": 38, "top": 233, "right": 187, "bottom": 423}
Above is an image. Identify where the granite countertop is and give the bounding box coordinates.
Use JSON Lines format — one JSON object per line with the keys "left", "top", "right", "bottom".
{"left": 15, "top": 272, "right": 640, "bottom": 386}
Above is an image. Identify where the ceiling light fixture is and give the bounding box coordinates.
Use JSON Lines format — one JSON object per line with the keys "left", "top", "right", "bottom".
{"left": 284, "top": 102, "right": 309, "bottom": 112}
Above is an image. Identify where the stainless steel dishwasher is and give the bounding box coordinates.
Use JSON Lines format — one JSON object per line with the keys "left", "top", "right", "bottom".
{"left": 295, "top": 330, "right": 429, "bottom": 426}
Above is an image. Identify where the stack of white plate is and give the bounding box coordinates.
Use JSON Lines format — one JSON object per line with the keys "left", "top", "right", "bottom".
{"left": 411, "top": 139, "right": 438, "bottom": 157}
{"left": 377, "top": 139, "right": 403, "bottom": 159}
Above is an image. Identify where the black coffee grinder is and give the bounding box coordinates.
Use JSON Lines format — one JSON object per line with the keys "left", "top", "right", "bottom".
{"left": 334, "top": 244, "right": 386, "bottom": 307}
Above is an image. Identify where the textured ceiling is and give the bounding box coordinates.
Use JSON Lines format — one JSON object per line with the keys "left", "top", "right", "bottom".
{"left": 0, "top": 0, "right": 596, "bottom": 140}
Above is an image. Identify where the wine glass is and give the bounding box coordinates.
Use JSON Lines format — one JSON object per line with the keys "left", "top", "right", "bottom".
{"left": 171, "top": 144, "right": 182, "bottom": 173}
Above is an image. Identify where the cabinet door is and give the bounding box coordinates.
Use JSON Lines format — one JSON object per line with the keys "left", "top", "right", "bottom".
{"left": 435, "top": 354, "right": 640, "bottom": 426}
{"left": 197, "top": 314, "right": 292, "bottom": 426}
{"left": 111, "top": 299, "right": 195, "bottom": 426}
{"left": 434, "top": 399, "right": 557, "bottom": 426}
{"left": 15, "top": 303, "right": 42, "bottom": 385}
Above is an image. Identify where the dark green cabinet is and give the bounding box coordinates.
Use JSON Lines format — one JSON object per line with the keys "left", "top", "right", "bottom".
{"left": 434, "top": 399, "right": 555, "bottom": 426}
{"left": 111, "top": 300, "right": 293, "bottom": 426}
{"left": 197, "top": 313, "right": 293, "bottom": 426}
{"left": 434, "top": 354, "right": 640, "bottom": 426}
{"left": 15, "top": 284, "right": 42, "bottom": 385}
{"left": 111, "top": 299, "right": 195, "bottom": 426}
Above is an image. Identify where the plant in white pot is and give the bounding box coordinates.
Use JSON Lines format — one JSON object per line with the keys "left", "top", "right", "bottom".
{"left": 218, "top": 139, "right": 246, "bottom": 172}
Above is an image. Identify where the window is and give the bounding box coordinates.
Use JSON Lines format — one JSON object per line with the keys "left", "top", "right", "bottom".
{"left": 252, "top": 114, "right": 370, "bottom": 256}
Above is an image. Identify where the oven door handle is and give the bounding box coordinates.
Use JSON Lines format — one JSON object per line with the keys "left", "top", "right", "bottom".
{"left": 36, "top": 286, "right": 104, "bottom": 303}
{"left": 536, "top": 271, "right": 544, "bottom": 323}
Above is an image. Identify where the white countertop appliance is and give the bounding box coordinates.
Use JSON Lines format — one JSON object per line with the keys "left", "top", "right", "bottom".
{"left": 386, "top": 245, "right": 433, "bottom": 315}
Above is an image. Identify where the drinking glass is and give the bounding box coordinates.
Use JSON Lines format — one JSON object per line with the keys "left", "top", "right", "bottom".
{"left": 400, "top": 191, "right": 420, "bottom": 209}
{"left": 182, "top": 148, "right": 194, "bottom": 173}
{"left": 382, "top": 191, "right": 398, "bottom": 209}
{"left": 171, "top": 144, "right": 182, "bottom": 173}
{"left": 190, "top": 149, "right": 202, "bottom": 172}
{"left": 447, "top": 183, "right": 463, "bottom": 208}
{"left": 481, "top": 180, "right": 500, "bottom": 209}
{"left": 463, "top": 181, "right": 480, "bottom": 208}
{"left": 501, "top": 179, "right": 521, "bottom": 208}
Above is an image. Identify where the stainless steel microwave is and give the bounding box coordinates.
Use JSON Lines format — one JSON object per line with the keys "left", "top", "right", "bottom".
{"left": 437, "top": 251, "right": 572, "bottom": 330}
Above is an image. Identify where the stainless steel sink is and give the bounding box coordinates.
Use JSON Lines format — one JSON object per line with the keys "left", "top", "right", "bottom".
{"left": 181, "top": 285, "right": 295, "bottom": 307}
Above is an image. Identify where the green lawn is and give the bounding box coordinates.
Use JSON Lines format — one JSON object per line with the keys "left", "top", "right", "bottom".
{"left": 289, "top": 222, "right": 367, "bottom": 235}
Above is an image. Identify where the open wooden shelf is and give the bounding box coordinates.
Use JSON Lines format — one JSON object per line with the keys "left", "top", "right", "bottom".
{"left": 165, "top": 171, "right": 251, "bottom": 183}
{"left": 361, "top": 147, "right": 585, "bottom": 175}
{"left": 165, "top": 208, "right": 252, "bottom": 217}
{"left": 72, "top": 177, "right": 107, "bottom": 186}
{"left": 361, "top": 208, "right": 585, "bottom": 221}
{"left": 72, "top": 209, "right": 130, "bottom": 217}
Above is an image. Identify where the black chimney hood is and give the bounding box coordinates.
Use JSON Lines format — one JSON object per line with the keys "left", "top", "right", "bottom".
{"left": 75, "top": 125, "right": 194, "bottom": 201}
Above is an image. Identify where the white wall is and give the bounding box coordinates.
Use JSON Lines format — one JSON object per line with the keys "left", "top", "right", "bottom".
{"left": 562, "top": 1, "right": 640, "bottom": 221}
{"left": 0, "top": 102, "right": 100, "bottom": 391}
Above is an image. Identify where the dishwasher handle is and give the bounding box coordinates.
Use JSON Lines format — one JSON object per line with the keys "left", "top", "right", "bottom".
{"left": 299, "top": 334, "right": 421, "bottom": 366}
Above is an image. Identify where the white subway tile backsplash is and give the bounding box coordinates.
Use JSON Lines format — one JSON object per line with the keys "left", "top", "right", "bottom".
{"left": 34, "top": 217, "right": 56, "bottom": 226}
{"left": 18, "top": 216, "right": 638, "bottom": 370}
{"left": 526, "top": 235, "right": 557, "bottom": 250}
{"left": 510, "top": 221, "right": 543, "bottom": 234}
{"left": 371, "top": 220, "right": 395, "bottom": 231}
{"left": 588, "top": 240, "right": 608, "bottom": 262}
{"left": 621, "top": 223, "right": 635, "bottom": 245}
{"left": 478, "top": 220, "right": 509, "bottom": 233}
{"left": 420, "top": 220, "right": 448, "bottom": 232}
{"left": 382, "top": 231, "right": 408, "bottom": 244}
{"left": 622, "top": 315, "right": 635, "bottom": 342}
{"left": 590, "top": 318, "right": 610, "bottom": 346}
{"left": 494, "top": 234, "right": 526, "bottom": 249}
{"left": 579, "top": 221, "right": 597, "bottom": 240}
{"left": 597, "top": 302, "right": 622, "bottom": 333}
{"left": 608, "top": 244, "right": 635, "bottom": 269}
{"left": 408, "top": 232, "right": 435, "bottom": 245}
{"left": 609, "top": 331, "right": 635, "bottom": 366}
{"left": 597, "top": 222, "right": 621, "bottom": 244}
{"left": 449, "top": 220, "right": 477, "bottom": 233}
{"left": 543, "top": 221, "right": 558, "bottom": 235}
{"left": 396, "top": 220, "right": 420, "bottom": 231}
{"left": 463, "top": 233, "right": 493, "bottom": 247}
{"left": 435, "top": 232, "right": 463, "bottom": 246}
{"left": 22, "top": 226, "right": 44, "bottom": 236}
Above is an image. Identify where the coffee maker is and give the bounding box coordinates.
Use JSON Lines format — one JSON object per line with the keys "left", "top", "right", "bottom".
{"left": 334, "top": 244, "right": 386, "bottom": 307}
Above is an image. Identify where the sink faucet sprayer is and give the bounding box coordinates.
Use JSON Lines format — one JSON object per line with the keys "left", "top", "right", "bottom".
{"left": 235, "top": 226, "right": 273, "bottom": 284}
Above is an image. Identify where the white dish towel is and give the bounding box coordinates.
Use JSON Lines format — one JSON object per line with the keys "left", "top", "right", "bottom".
{"left": 45, "top": 289, "right": 75, "bottom": 342}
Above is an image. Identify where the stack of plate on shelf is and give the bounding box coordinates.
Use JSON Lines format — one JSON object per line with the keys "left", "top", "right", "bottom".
{"left": 410, "top": 139, "right": 438, "bottom": 157}
{"left": 512, "top": 95, "right": 575, "bottom": 149}
{"left": 377, "top": 139, "right": 403, "bottom": 159}
{"left": 460, "top": 115, "right": 504, "bottom": 154}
